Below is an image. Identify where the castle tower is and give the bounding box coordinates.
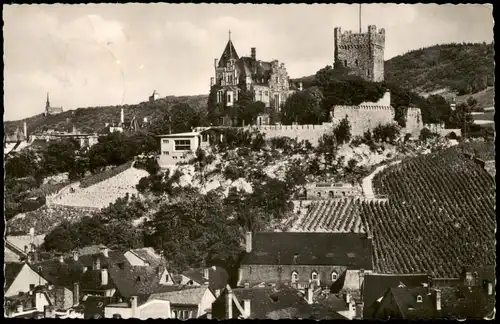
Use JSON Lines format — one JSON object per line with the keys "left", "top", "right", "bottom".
{"left": 333, "top": 25, "right": 385, "bottom": 82}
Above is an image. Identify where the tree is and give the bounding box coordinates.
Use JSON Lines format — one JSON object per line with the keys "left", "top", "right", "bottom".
{"left": 169, "top": 103, "right": 202, "bottom": 133}
{"left": 447, "top": 102, "right": 474, "bottom": 137}
{"left": 333, "top": 117, "right": 351, "bottom": 144}
{"left": 281, "top": 90, "right": 323, "bottom": 125}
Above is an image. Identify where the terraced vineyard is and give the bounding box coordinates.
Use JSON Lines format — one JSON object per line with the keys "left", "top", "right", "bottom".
{"left": 291, "top": 198, "right": 367, "bottom": 233}
{"left": 365, "top": 147, "right": 496, "bottom": 278}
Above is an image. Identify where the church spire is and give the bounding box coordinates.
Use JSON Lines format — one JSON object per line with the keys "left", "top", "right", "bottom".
{"left": 46, "top": 92, "right": 50, "bottom": 108}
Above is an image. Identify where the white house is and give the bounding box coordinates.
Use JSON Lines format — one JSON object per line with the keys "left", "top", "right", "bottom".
{"left": 104, "top": 296, "right": 172, "bottom": 319}
{"left": 4, "top": 263, "right": 48, "bottom": 297}
{"left": 157, "top": 132, "right": 210, "bottom": 167}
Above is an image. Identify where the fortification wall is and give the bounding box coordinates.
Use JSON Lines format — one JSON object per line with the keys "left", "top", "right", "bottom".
{"left": 332, "top": 106, "right": 395, "bottom": 136}
{"left": 247, "top": 124, "right": 334, "bottom": 146}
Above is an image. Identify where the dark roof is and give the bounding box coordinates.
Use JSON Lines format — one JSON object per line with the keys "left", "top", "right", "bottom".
{"left": 126, "top": 247, "right": 161, "bottom": 267}
{"left": 460, "top": 265, "right": 496, "bottom": 284}
{"left": 182, "top": 266, "right": 229, "bottom": 291}
{"left": 4, "top": 263, "right": 26, "bottom": 291}
{"left": 237, "top": 57, "right": 273, "bottom": 85}
{"left": 107, "top": 264, "right": 163, "bottom": 299}
{"left": 388, "top": 286, "right": 440, "bottom": 319}
{"left": 218, "top": 39, "right": 239, "bottom": 67}
{"left": 242, "top": 232, "right": 373, "bottom": 269}
{"left": 363, "top": 273, "right": 429, "bottom": 317}
{"left": 440, "top": 285, "right": 496, "bottom": 319}
{"left": 82, "top": 296, "right": 116, "bottom": 319}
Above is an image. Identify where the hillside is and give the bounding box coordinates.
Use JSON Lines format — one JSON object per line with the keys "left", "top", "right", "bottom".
{"left": 385, "top": 42, "right": 494, "bottom": 97}
{"left": 365, "top": 147, "right": 495, "bottom": 278}
{"left": 3, "top": 94, "right": 209, "bottom": 135}
{"left": 292, "top": 43, "right": 494, "bottom": 108}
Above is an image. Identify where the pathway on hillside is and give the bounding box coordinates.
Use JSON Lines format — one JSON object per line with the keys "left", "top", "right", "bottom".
{"left": 362, "top": 160, "right": 401, "bottom": 198}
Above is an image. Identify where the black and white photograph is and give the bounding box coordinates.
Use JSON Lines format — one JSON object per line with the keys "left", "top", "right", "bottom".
{"left": 3, "top": 3, "right": 495, "bottom": 320}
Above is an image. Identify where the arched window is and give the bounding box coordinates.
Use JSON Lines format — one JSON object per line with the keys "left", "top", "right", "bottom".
{"left": 291, "top": 271, "right": 299, "bottom": 283}
{"left": 329, "top": 191, "right": 334, "bottom": 198}
{"left": 416, "top": 295, "right": 423, "bottom": 303}
{"left": 311, "top": 271, "right": 318, "bottom": 281}
{"left": 331, "top": 271, "right": 338, "bottom": 281}
{"left": 317, "top": 192, "right": 321, "bottom": 198}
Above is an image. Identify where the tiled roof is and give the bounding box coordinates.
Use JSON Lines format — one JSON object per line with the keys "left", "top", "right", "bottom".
{"left": 363, "top": 273, "right": 429, "bottom": 317}
{"left": 440, "top": 285, "right": 496, "bottom": 319}
{"left": 107, "top": 264, "right": 163, "bottom": 299}
{"left": 148, "top": 286, "right": 209, "bottom": 305}
{"left": 127, "top": 247, "right": 162, "bottom": 267}
{"left": 241, "top": 232, "right": 373, "bottom": 269}
{"left": 218, "top": 40, "right": 239, "bottom": 68}
{"left": 75, "top": 245, "right": 107, "bottom": 256}
{"left": 182, "top": 266, "right": 229, "bottom": 291}
{"left": 389, "top": 286, "right": 439, "bottom": 319}
{"left": 4, "top": 263, "right": 25, "bottom": 291}
{"left": 82, "top": 296, "right": 116, "bottom": 319}
{"left": 237, "top": 57, "right": 273, "bottom": 85}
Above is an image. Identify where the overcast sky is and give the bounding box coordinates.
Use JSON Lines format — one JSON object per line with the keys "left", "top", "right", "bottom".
{"left": 3, "top": 3, "right": 493, "bottom": 121}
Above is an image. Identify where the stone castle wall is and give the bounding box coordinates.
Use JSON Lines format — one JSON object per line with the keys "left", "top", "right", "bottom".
{"left": 246, "top": 123, "right": 335, "bottom": 146}
{"left": 332, "top": 106, "right": 395, "bottom": 137}
{"left": 404, "top": 108, "right": 424, "bottom": 137}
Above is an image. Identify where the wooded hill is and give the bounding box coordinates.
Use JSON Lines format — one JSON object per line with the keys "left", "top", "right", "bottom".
{"left": 292, "top": 42, "right": 495, "bottom": 106}
{"left": 4, "top": 95, "right": 208, "bottom": 136}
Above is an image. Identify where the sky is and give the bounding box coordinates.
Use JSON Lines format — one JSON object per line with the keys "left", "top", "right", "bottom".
{"left": 3, "top": 3, "right": 494, "bottom": 121}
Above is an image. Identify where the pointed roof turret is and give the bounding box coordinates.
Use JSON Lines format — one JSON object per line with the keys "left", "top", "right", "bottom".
{"left": 218, "top": 30, "right": 239, "bottom": 68}
{"left": 46, "top": 92, "right": 50, "bottom": 108}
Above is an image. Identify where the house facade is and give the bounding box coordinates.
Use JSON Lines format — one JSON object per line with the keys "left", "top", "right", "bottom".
{"left": 157, "top": 131, "right": 211, "bottom": 167}
{"left": 305, "top": 182, "right": 362, "bottom": 200}
{"left": 104, "top": 296, "right": 172, "bottom": 319}
{"left": 5, "top": 263, "right": 49, "bottom": 297}
{"left": 237, "top": 232, "right": 373, "bottom": 292}
{"left": 148, "top": 286, "right": 216, "bottom": 319}
{"left": 210, "top": 32, "right": 297, "bottom": 126}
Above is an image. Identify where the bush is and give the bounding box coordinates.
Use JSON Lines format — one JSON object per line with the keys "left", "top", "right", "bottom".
{"left": 419, "top": 128, "right": 440, "bottom": 141}
{"left": 223, "top": 165, "right": 246, "bottom": 181}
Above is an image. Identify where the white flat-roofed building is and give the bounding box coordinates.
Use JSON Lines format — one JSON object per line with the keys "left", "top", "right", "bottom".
{"left": 157, "top": 131, "right": 211, "bottom": 168}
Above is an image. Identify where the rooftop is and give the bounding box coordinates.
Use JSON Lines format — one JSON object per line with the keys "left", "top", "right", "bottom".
{"left": 242, "top": 232, "right": 373, "bottom": 269}
{"left": 148, "top": 286, "right": 209, "bottom": 305}
{"left": 156, "top": 132, "right": 200, "bottom": 138}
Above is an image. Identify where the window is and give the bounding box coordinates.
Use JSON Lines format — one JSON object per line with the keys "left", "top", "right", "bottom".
{"left": 227, "top": 93, "right": 232, "bottom": 103}
{"left": 229, "top": 75, "right": 233, "bottom": 84}
{"left": 367, "top": 70, "right": 371, "bottom": 77}
{"left": 331, "top": 271, "right": 338, "bottom": 281}
{"left": 355, "top": 59, "right": 359, "bottom": 67}
{"left": 344, "top": 60, "right": 348, "bottom": 67}
{"left": 311, "top": 271, "right": 318, "bottom": 281}
{"left": 317, "top": 192, "right": 321, "bottom": 198}
{"left": 162, "top": 151, "right": 169, "bottom": 155}
{"left": 173, "top": 310, "right": 178, "bottom": 318}
{"left": 291, "top": 271, "right": 299, "bottom": 283}
{"left": 174, "top": 139, "right": 191, "bottom": 151}
{"left": 264, "top": 91, "right": 269, "bottom": 96}
{"left": 259, "top": 90, "right": 263, "bottom": 101}
{"left": 416, "top": 295, "right": 423, "bottom": 303}
{"left": 216, "top": 91, "right": 223, "bottom": 103}
{"left": 162, "top": 139, "right": 169, "bottom": 144}
{"left": 329, "top": 191, "right": 334, "bottom": 198}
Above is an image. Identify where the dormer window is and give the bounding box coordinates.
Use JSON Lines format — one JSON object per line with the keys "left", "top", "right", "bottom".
{"left": 416, "top": 295, "right": 423, "bottom": 303}
{"left": 291, "top": 271, "right": 298, "bottom": 283}
{"left": 311, "top": 271, "right": 318, "bottom": 281}
{"left": 331, "top": 271, "right": 338, "bottom": 281}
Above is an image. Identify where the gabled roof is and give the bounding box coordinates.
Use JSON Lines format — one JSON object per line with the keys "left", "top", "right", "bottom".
{"left": 4, "top": 263, "right": 26, "bottom": 291}
{"left": 6, "top": 235, "right": 45, "bottom": 253}
{"left": 241, "top": 232, "right": 373, "bottom": 269}
{"left": 363, "top": 273, "right": 429, "bottom": 317}
{"left": 182, "top": 266, "right": 229, "bottom": 291}
{"left": 107, "top": 264, "right": 163, "bottom": 299}
{"left": 148, "top": 286, "right": 210, "bottom": 305}
{"left": 218, "top": 39, "right": 239, "bottom": 68}
{"left": 126, "top": 247, "right": 162, "bottom": 267}
{"left": 388, "top": 286, "right": 439, "bottom": 319}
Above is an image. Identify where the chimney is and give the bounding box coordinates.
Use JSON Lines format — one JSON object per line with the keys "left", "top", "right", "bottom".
{"left": 305, "top": 287, "right": 313, "bottom": 305}
{"left": 44, "top": 305, "right": 55, "bottom": 318}
{"left": 251, "top": 47, "right": 256, "bottom": 61}
{"left": 59, "top": 255, "right": 64, "bottom": 263}
{"left": 214, "top": 58, "right": 218, "bottom": 68}
{"left": 243, "top": 299, "right": 251, "bottom": 318}
{"left": 72, "top": 250, "right": 79, "bottom": 261}
{"left": 244, "top": 282, "right": 250, "bottom": 288}
{"left": 130, "top": 296, "right": 138, "bottom": 318}
{"left": 120, "top": 108, "right": 125, "bottom": 125}
{"left": 299, "top": 82, "right": 303, "bottom": 91}
{"left": 245, "top": 232, "right": 252, "bottom": 253}
{"left": 101, "top": 247, "right": 109, "bottom": 258}
{"left": 73, "top": 282, "right": 80, "bottom": 306}
{"left": 487, "top": 282, "right": 493, "bottom": 295}
{"left": 226, "top": 288, "right": 233, "bottom": 319}
{"left": 210, "top": 77, "right": 214, "bottom": 87}
{"left": 35, "top": 292, "right": 45, "bottom": 312}
{"left": 345, "top": 292, "right": 351, "bottom": 304}
{"left": 82, "top": 266, "right": 88, "bottom": 273}
{"left": 157, "top": 265, "right": 165, "bottom": 279}
{"left": 24, "top": 245, "right": 28, "bottom": 254}
{"left": 431, "top": 288, "right": 441, "bottom": 311}
{"left": 206, "top": 310, "right": 212, "bottom": 319}
{"left": 24, "top": 122, "right": 28, "bottom": 141}
{"left": 101, "top": 269, "right": 108, "bottom": 286}
{"left": 204, "top": 268, "right": 210, "bottom": 281}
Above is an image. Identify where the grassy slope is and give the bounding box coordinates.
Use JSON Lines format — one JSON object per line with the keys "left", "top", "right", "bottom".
{"left": 4, "top": 95, "right": 209, "bottom": 135}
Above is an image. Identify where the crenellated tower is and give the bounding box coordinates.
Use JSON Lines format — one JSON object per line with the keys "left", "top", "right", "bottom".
{"left": 334, "top": 24, "right": 385, "bottom": 82}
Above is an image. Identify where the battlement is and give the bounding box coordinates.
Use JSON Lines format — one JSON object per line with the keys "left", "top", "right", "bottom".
{"left": 334, "top": 25, "right": 385, "bottom": 47}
